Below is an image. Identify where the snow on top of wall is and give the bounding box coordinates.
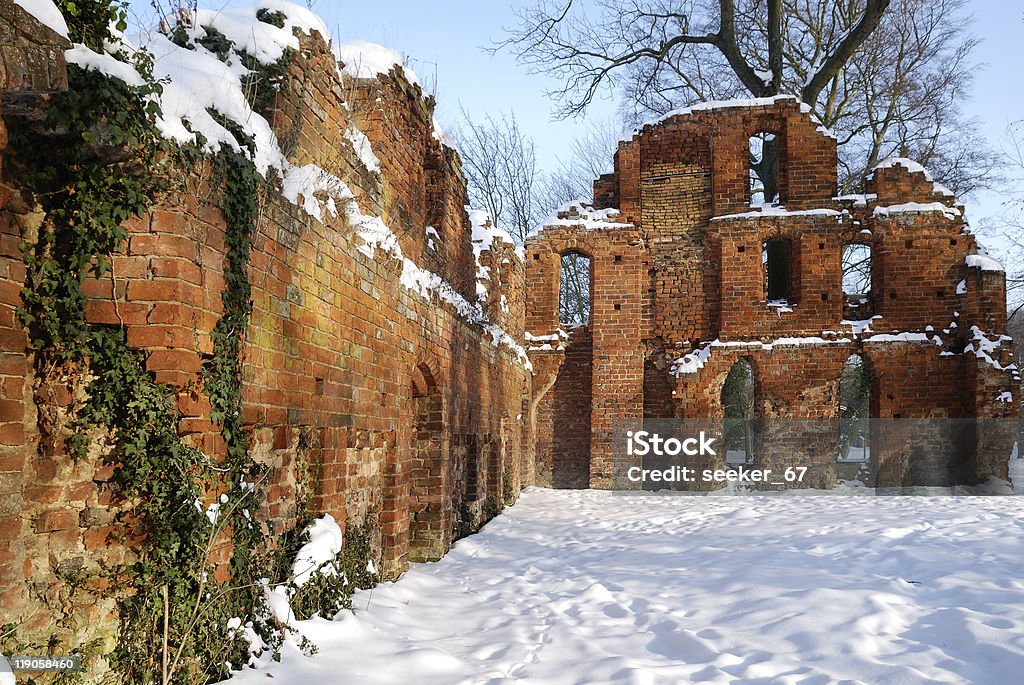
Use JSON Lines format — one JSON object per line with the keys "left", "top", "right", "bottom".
{"left": 469, "top": 209, "right": 517, "bottom": 255}
{"left": 867, "top": 158, "right": 957, "bottom": 200}
{"left": 869, "top": 157, "right": 933, "bottom": 181}
{"left": 13, "top": 0, "right": 68, "bottom": 39}
{"left": 531, "top": 201, "right": 633, "bottom": 235}
{"left": 713, "top": 206, "right": 842, "bottom": 221}
{"left": 335, "top": 40, "right": 419, "bottom": 85}
{"left": 872, "top": 202, "right": 960, "bottom": 221}
{"left": 291, "top": 514, "right": 343, "bottom": 587}
{"left": 151, "top": 33, "right": 289, "bottom": 173}
{"left": 639, "top": 94, "right": 837, "bottom": 139}
{"left": 645, "top": 94, "right": 799, "bottom": 128}
{"left": 63, "top": 2, "right": 529, "bottom": 372}
{"left": 469, "top": 209, "right": 523, "bottom": 298}
{"left": 332, "top": 39, "right": 452, "bottom": 149}
{"left": 966, "top": 254, "right": 1004, "bottom": 272}
{"left": 195, "top": 0, "right": 329, "bottom": 66}
{"left": 354, "top": 202, "right": 531, "bottom": 369}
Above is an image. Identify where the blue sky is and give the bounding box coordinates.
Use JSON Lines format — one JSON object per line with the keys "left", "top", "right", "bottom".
{"left": 128, "top": 1, "right": 1023, "bottom": 242}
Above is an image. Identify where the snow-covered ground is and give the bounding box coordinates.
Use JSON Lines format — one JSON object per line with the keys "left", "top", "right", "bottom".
{"left": 227, "top": 483, "right": 1024, "bottom": 685}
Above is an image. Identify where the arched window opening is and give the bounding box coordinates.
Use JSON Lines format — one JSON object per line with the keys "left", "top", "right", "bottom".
{"left": 749, "top": 132, "right": 780, "bottom": 205}
{"left": 763, "top": 238, "right": 790, "bottom": 303}
{"left": 842, "top": 243, "right": 873, "bottom": 316}
{"left": 839, "top": 354, "right": 871, "bottom": 465}
{"left": 559, "top": 251, "right": 591, "bottom": 327}
{"left": 722, "top": 359, "right": 755, "bottom": 465}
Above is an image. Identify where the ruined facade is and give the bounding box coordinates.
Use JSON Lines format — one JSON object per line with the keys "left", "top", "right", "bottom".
{"left": 528, "top": 97, "right": 1018, "bottom": 490}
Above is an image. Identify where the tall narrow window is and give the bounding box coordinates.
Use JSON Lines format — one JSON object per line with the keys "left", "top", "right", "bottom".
{"left": 749, "top": 132, "right": 779, "bottom": 205}
{"left": 842, "top": 243, "right": 873, "bottom": 314}
{"left": 559, "top": 252, "right": 591, "bottom": 327}
{"left": 722, "top": 359, "right": 755, "bottom": 465}
{"left": 839, "top": 354, "right": 871, "bottom": 464}
{"left": 763, "top": 239, "right": 790, "bottom": 302}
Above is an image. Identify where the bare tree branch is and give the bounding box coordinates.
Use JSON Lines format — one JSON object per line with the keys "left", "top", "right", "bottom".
{"left": 801, "top": 0, "right": 892, "bottom": 105}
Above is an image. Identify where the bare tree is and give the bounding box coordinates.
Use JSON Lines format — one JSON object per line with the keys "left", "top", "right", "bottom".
{"left": 986, "top": 121, "right": 1024, "bottom": 315}
{"left": 452, "top": 109, "right": 541, "bottom": 244}
{"left": 497, "top": 0, "right": 889, "bottom": 118}
{"left": 559, "top": 252, "right": 592, "bottom": 327}
{"left": 498, "top": 0, "right": 1000, "bottom": 195}
{"left": 537, "top": 116, "right": 628, "bottom": 211}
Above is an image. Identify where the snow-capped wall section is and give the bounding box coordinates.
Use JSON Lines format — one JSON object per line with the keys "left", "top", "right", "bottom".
{"left": 335, "top": 40, "right": 418, "bottom": 84}
{"left": 966, "top": 254, "right": 1004, "bottom": 272}
{"left": 59, "top": 0, "right": 525, "bottom": 369}
{"left": 12, "top": 0, "right": 68, "bottom": 39}
{"left": 195, "top": 0, "right": 329, "bottom": 64}
{"left": 531, "top": 201, "right": 633, "bottom": 235}
{"left": 866, "top": 156, "right": 962, "bottom": 210}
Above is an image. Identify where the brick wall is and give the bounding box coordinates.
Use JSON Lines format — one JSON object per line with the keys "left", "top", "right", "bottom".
{"left": 0, "top": 16, "right": 535, "bottom": 664}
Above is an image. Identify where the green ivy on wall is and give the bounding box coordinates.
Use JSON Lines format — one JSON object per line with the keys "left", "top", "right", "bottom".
{"left": 6, "top": 5, "right": 375, "bottom": 681}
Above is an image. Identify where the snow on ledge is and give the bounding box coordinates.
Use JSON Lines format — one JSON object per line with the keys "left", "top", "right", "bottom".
{"left": 531, "top": 202, "right": 633, "bottom": 236}
{"left": 966, "top": 326, "right": 1015, "bottom": 372}
{"left": 834, "top": 193, "right": 877, "bottom": 208}
{"left": 872, "top": 202, "right": 960, "bottom": 221}
{"left": 838, "top": 316, "right": 882, "bottom": 335}
{"left": 965, "top": 254, "right": 1004, "bottom": 272}
{"left": 65, "top": 45, "right": 146, "bottom": 87}
{"left": 713, "top": 205, "right": 842, "bottom": 221}
{"left": 344, "top": 125, "right": 381, "bottom": 174}
{"left": 13, "top": 0, "right": 68, "bottom": 39}
{"left": 672, "top": 336, "right": 852, "bottom": 375}
{"left": 864, "top": 332, "right": 943, "bottom": 346}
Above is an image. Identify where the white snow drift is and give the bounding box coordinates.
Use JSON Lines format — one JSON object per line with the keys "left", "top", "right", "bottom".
{"left": 223, "top": 487, "right": 1024, "bottom": 685}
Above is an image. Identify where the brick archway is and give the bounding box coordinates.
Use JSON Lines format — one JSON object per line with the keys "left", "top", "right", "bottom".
{"left": 407, "top": 360, "right": 449, "bottom": 562}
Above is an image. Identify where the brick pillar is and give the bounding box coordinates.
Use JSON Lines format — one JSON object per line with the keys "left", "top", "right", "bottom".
{"left": 589, "top": 233, "right": 645, "bottom": 488}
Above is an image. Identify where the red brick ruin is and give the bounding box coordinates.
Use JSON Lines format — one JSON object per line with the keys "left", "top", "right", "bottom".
{"left": 527, "top": 97, "right": 1018, "bottom": 491}
{"left": 0, "top": 4, "right": 1018, "bottom": 660}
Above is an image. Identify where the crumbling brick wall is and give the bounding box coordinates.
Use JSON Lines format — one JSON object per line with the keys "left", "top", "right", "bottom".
{"left": 0, "top": 12, "right": 535, "bottom": 667}
{"left": 531, "top": 97, "right": 1018, "bottom": 490}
